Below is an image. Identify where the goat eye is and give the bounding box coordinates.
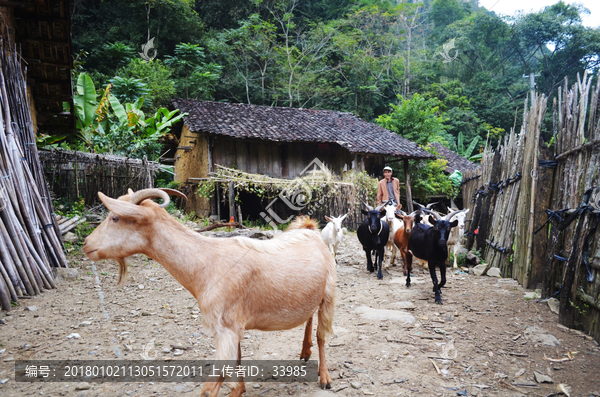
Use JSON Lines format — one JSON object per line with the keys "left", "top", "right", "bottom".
{"left": 111, "top": 216, "right": 119, "bottom": 222}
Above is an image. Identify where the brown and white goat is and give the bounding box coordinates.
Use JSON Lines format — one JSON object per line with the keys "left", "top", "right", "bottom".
{"left": 83, "top": 189, "right": 336, "bottom": 396}
{"left": 391, "top": 210, "right": 418, "bottom": 287}
{"left": 382, "top": 203, "right": 403, "bottom": 268}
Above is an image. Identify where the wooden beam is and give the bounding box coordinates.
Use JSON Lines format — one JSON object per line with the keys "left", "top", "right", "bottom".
{"left": 23, "top": 59, "right": 72, "bottom": 68}
{"left": 403, "top": 159, "right": 413, "bottom": 213}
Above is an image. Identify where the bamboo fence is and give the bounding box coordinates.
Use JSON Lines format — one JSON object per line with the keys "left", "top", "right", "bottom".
{"left": 38, "top": 150, "right": 161, "bottom": 207}
{"left": 0, "top": 40, "right": 68, "bottom": 311}
{"left": 462, "top": 71, "right": 600, "bottom": 341}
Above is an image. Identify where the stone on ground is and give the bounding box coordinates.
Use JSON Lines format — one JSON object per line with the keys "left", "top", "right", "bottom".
{"left": 472, "top": 264, "right": 487, "bottom": 276}
{"left": 547, "top": 298, "right": 560, "bottom": 314}
{"left": 534, "top": 371, "right": 553, "bottom": 383}
{"left": 487, "top": 267, "right": 501, "bottom": 277}
{"left": 354, "top": 306, "right": 416, "bottom": 324}
{"left": 524, "top": 326, "right": 560, "bottom": 346}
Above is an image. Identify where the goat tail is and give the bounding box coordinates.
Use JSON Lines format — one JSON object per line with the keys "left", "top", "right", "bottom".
{"left": 286, "top": 215, "right": 319, "bottom": 232}
{"left": 117, "top": 258, "right": 129, "bottom": 285}
{"left": 317, "top": 256, "right": 336, "bottom": 341}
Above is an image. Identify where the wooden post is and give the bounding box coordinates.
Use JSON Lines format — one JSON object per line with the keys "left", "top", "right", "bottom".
{"left": 403, "top": 159, "right": 413, "bottom": 214}
{"left": 529, "top": 138, "right": 554, "bottom": 288}
{"left": 207, "top": 135, "right": 217, "bottom": 216}
{"left": 559, "top": 213, "right": 589, "bottom": 328}
{"left": 228, "top": 181, "right": 235, "bottom": 222}
{"left": 237, "top": 205, "right": 243, "bottom": 227}
{"left": 476, "top": 151, "right": 502, "bottom": 252}
{"left": 466, "top": 187, "right": 484, "bottom": 250}
{"left": 207, "top": 135, "right": 213, "bottom": 173}
{"left": 143, "top": 155, "right": 152, "bottom": 188}
{"left": 216, "top": 183, "right": 221, "bottom": 221}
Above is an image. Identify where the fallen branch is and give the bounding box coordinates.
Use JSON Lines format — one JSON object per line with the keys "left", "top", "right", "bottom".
{"left": 543, "top": 351, "right": 578, "bottom": 362}
{"left": 196, "top": 222, "right": 248, "bottom": 232}
{"left": 429, "top": 358, "right": 441, "bottom": 375}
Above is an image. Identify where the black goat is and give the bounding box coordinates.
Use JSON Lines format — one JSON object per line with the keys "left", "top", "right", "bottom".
{"left": 408, "top": 208, "right": 466, "bottom": 304}
{"left": 357, "top": 202, "right": 390, "bottom": 280}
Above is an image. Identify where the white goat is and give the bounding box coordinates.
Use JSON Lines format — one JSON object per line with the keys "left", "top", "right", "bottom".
{"left": 446, "top": 207, "right": 470, "bottom": 268}
{"left": 382, "top": 203, "right": 403, "bottom": 267}
{"left": 84, "top": 189, "right": 336, "bottom": 396}
{"left": 321, "top": 214, "right": 347, "bottom": 259}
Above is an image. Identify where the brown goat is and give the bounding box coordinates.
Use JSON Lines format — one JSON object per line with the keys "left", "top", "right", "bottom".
{"left": 392, "top": 211, "right": 418, "bottom": 287}
{"left": 83, "top": 189, "right": 336, "bottom": 396}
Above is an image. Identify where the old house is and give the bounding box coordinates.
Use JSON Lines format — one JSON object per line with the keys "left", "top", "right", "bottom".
{"left": 170, "top": 99, "right": 434, "bottom": 219}
{"left": 1, "top": 0, "right": 74, "bottom": 137}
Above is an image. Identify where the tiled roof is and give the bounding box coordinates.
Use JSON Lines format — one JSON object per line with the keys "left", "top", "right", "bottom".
{"left": 171, "top": 99, "right": 434, "bottom": 159}
{"left": 431, "top": 143, "right": 480, "bottom": 173}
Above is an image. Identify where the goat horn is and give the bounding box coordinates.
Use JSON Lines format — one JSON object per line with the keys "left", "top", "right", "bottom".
{"left": 413, "top": 201, "right": 425, "bottom": 209}
{"left": 129, "top": 189, "right": 171, "bottom": 208}
{"left": 159, "top": 188, "right": 188, "bottom": 201}
{"left": 422, "top": 208, "right": 442, "bottom": 221}
{"left": 362, "top": 201, "right": 374, "bottom": 211}
{"left": 446, "top": 208, "right": 467, "bottom": 222}
{"left": 426, "top": 201, "right": 439, "bottom": 209}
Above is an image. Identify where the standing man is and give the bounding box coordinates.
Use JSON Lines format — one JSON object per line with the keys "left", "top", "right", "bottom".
{"left": 377, "top": 166, "right": 400, "bottom": 206}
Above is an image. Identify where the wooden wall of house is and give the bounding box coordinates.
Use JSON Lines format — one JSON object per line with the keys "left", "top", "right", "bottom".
{"left": 174, "top": 125, "right": 388, "bottom": 216}
{"left": 211, "top": 136, "right": 355, "bottom": 178}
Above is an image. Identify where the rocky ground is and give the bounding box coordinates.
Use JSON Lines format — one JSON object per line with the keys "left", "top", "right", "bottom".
{"left": 0, "top": 228, "right": 599, "bottom": 397}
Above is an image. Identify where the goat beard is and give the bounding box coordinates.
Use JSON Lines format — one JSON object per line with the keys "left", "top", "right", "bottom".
{"left": 117, "top": 257, "right": 130, "bottom": 285}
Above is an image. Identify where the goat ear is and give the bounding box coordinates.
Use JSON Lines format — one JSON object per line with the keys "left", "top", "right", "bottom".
{"left": 395, "top": 213, "right": 404, "bottom": 220}
{"left": 396, "top": 203, "right": 402, "bottom": 211}
{"left": 429, "top": 215, "right": 436, "bottom": 225}
{"left": 361, "top": 210, "right": 369, "bottom": 215}
{"left": 99, "top": 192, "right": 146, "bottom": 220}
{"left": 450, "top": 219, "right": 459, "bottom": 228}
{"left": 325, "top": 216, "right": 333, "bottom": 223}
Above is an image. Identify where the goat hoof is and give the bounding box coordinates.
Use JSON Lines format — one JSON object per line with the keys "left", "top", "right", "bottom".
{"left": 320, "top": 382, "right": 332, "bottom": 390}
{"left": 377, "top": 275, "right": 383, "bottom": 280}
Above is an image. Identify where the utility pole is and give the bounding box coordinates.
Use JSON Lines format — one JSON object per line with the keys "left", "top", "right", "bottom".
{"left": 523, "top": 72, "right": 540, "bottom": 107}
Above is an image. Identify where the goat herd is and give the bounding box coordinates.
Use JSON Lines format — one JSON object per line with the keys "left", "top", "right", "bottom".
{"left": 82, "top": 188, "right": 468, "bottom": 396}
{"left": 355, "top": 200, "right": 469, "bottom": 305}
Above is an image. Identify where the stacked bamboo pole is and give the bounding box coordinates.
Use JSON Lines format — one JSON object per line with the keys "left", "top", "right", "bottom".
{"left": 0, "top": 40, "right": 68, "bottom": 311}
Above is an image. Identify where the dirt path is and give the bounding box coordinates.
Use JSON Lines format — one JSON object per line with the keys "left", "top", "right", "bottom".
{"left": 1, "top": 231, "right": 599, "bottom": 397}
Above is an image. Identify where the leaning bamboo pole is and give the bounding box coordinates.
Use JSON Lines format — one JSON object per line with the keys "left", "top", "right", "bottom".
{"left": 0, "top": 39, "right": 68, "bottom": 311}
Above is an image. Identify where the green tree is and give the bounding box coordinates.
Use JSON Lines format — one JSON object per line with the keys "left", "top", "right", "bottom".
{"left": 211, "top": 14, "right": 279, "bottom": 104}
{"left": 109, "top": 77, "right": 151, "bottom": 107}
{"left": 116, "top": 59, "right": 176, "bottom": 112}
{"left": 376, "top": 93, "right": 452, "bottom": 146}
{"left": 165, "top": 43, "right": 223, "bottom": 100}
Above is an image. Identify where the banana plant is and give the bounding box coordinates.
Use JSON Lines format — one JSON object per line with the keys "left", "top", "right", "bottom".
{"left": 456, "top": 131, "right": 482, "bottom": 161}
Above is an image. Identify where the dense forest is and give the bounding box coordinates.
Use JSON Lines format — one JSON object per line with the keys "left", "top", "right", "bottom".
{"left": 68, "top": 0, "right": 600, "bottom": 175}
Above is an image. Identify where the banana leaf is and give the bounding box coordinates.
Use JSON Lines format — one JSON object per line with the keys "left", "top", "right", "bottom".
{"left": 73, "top": 74, "right": 98, "bottom": 128}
